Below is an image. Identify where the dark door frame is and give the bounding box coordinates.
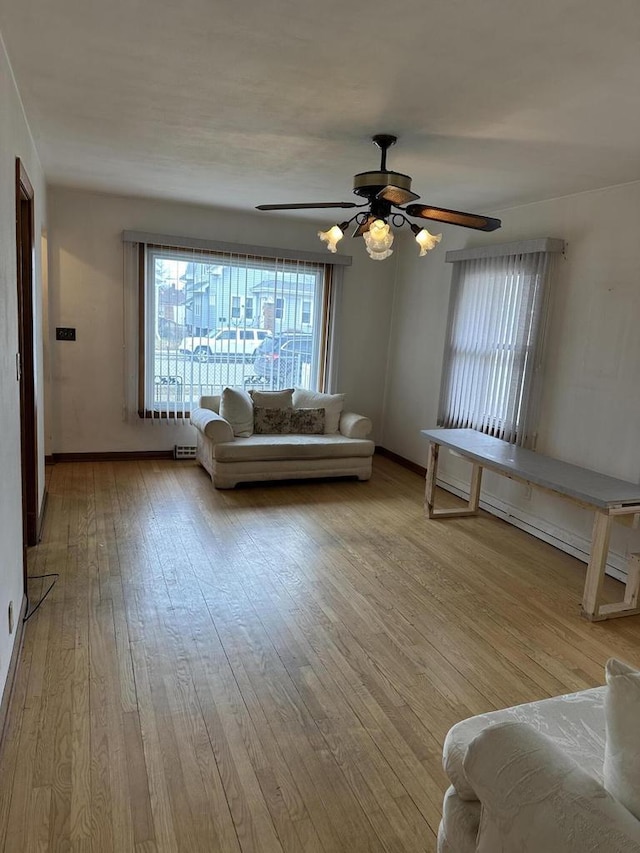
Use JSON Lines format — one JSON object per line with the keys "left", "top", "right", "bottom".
{"left": 15, "top": 158, "right": 38, "bottom": 589}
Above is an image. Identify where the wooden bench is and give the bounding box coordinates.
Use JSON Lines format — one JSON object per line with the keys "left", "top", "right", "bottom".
{"left": 422, "top": 428, "right": 640, "bottom": 621}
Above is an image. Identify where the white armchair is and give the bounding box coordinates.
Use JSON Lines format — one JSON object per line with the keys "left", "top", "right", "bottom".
{"left": 439, "top": 661, "right": 640, "bottom": 852}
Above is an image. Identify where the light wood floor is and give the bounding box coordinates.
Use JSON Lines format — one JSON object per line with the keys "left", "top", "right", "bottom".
{"left": 2, "top": 456, "right": 640, "bottom": 852}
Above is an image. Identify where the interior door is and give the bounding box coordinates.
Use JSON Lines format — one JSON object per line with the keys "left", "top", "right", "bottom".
{"left": 15, "top": 158, "right": 38, "bottom": 588}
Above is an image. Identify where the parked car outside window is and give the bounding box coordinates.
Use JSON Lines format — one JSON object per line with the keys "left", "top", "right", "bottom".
{"left": 178, "top": 328, "right": 271, "bottom": 361}
{"left": 251, "top": 333, "right": 313, "bottom": 386}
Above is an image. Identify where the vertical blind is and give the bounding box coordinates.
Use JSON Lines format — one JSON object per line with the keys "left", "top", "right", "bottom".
{"left": 438, "top": 238, "right": 564, "bottom": 446}
{"left": 122, "top": 232, "right": 350, "bottom": 423}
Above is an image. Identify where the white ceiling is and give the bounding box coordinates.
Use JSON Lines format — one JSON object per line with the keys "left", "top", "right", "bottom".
{"left": 2, "top": 0, "right": 640, "bottom": 219}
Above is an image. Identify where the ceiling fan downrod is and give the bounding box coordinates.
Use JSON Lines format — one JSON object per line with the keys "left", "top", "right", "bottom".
{"left": 371, "top": 134, "right": 397, "bottom": 172}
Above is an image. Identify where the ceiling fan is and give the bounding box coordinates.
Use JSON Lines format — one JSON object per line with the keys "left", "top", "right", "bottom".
{"left": 256, "top": 134, "right": 501, "bottom": 260}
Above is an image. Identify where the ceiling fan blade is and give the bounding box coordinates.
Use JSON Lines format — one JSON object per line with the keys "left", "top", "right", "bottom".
{"left": 377, "top": 185, "right": 420, "bottom": 205}
{"left": 352, "top": 215, "right": 376, "bottom": 238}
{"left": 256, "top": 202, "right": 359, "bottom": 211}
{"left": 405, "top": 204, "right": 501, "bottom": 232}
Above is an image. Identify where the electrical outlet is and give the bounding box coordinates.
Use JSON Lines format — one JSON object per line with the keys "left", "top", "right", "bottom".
{"left": 8, "top": 600, "right": 14, "bottom": 634}
{"left": 56, "top": 327, "right": 76, "bottom": 341}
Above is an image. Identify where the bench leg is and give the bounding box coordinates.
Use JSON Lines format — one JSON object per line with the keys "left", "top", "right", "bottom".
{"left": 624, "top": 554, "right": 640, "bottom": 607}
{"left": 582, "top": 515, "right": 640, "bottom": 620}
{"left": 582, "top": 510, "right": 611, "bottom": 619}
{"left": 469, "top": 463, "right": 483, "bottom": 512}
{"left": 424, "top": 442, "right": 439, "bottom": 518}
{"left": 425, "top": 442, "right": 483, "bottom": 519}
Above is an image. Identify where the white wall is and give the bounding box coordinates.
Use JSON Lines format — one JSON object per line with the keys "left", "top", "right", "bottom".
{"left": 0, "top": 33, "right": 46, "bottom": 700}
{"left": 47, "top": 187, "right": 396, "bottom": 453}
{"left": 383, "top": 181, "right": 640, "bottom": 576}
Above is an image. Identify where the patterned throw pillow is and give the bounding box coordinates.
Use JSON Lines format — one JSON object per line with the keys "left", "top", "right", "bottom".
{"left": 253, "top": 406, "right": 292, "bottom": 434}
{"left": 290, "top": 407, "right": 325, "bottom": 435}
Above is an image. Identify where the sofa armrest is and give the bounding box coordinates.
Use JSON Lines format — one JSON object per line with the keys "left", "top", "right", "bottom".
{"left": 190, "top": 407, "right": 234, "bottom": 443}
{"left": 339, "top": 411, "right": 372, "bottom": 439}
{"left": 464, "top": 721, "right": 640, "bottom": 852}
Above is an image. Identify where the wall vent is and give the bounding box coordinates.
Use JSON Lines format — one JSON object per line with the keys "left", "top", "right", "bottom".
{"left": 174, "top": 445, "right": 197, "bottom": 460}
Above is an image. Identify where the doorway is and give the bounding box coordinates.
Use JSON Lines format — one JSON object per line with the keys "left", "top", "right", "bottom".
{"left": 15, "top": 158, "right": 38, "bottom": 590}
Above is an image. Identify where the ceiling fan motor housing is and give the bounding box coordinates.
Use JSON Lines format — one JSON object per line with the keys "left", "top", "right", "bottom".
{"left": 352, "top": 170, "right": 413, "bottom": 201}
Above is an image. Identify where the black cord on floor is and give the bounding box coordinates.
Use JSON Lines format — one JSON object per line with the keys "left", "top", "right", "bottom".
{"left": 23, "top": 573, "right": 59, "bottom": 622}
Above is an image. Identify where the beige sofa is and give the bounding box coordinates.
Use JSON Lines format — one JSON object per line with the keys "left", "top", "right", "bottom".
{"left": 190, "top": 395, "right": 375, "bottom": 489}
{"left": 439, "top": 660, "right": 640, "bottom": 852}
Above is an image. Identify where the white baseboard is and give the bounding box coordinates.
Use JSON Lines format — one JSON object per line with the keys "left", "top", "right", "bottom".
{"left": 437, "top": 474, "right": 628, "bottom": 584}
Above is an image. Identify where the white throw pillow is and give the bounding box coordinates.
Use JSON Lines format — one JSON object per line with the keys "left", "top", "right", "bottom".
{"left": 249, "top": 388, "right": 294, "bottom": 409}
{"left": 219, "top": 387, "right": 254, "bottom": 437}
{"left": 292, "top": 389, "right": 345, "bottom": 434}
{"left": 604, "top": 657, "right": 640, "bottom": 820}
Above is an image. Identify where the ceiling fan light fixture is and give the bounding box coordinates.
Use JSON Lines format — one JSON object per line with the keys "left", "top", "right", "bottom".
{"left": 411, "top": 224, "right": 442, "bottom": 256}
{"left": 363, "top": 219, "right": 394, "bottom": 251}
{"left": 366, "top": 247, "right": 394, "bottom": 261}
{"left": 318, "top": 221, "right": 349, "bottom": 253}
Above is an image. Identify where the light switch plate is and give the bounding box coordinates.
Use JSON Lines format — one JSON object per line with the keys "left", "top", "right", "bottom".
{"left": 56, "top": 327, "right": 76, "bottom": 341}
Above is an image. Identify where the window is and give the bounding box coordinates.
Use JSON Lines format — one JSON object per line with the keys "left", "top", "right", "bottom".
{"left": 302, "top": 300, "right": 312, "bottom": 325}
{"left": 438, "top": 239, "right": 563, "bottom": 446}
{"left": 124, "top": 233, "right": 350, "bottom": 419}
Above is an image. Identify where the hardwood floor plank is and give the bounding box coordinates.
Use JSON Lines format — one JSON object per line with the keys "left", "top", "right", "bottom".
{"left": 122, "top": 712, "right": 155, "bottom": 847}
{"left": 129, "top": 640, "right": 179, "bottom": 853}
{"left": 90, "top": 598, "right": 134, "bottom": 851}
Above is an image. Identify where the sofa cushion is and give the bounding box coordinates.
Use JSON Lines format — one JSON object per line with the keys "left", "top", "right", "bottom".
{"left": 220, "top": 387, "right": 254, "bottom": 437}
{"left": 604, "top": 658, "right": 640, "bottom": 820}
{"left": 443, "top": 686, "right": 606, "bottom": 801}
{"left": 293, "top": 389, "right": 345, "bottom": 434}
{"left": 290, "top": 407, "right": 325, "bottom": 435}
{"left": 249, "top": 388, "right": 294, "bottom": 409}
{"left": 213, "top": 434, "right": 375, "bottom": 463}
{"left": 254, "top": 406, "right": 292, "bottom": 434}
